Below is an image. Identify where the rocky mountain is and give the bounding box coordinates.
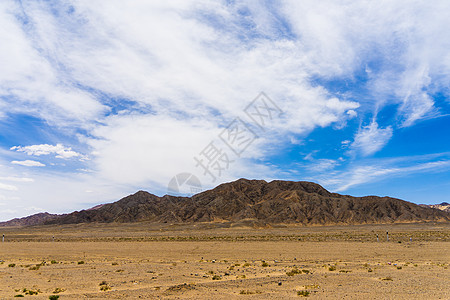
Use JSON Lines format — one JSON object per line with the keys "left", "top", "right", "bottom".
{"left": 2, "top": 179, "right": 449, "bottom": 227}
{"left": 420, "top": 202, "right": 450, "bottom": 213}
{"left": 0, "top": 212, "right": 60, "bottom": 227}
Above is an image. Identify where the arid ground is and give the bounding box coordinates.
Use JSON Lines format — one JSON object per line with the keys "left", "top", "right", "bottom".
{"left": 1, "top": 222, "right": 449, "bottom": 299}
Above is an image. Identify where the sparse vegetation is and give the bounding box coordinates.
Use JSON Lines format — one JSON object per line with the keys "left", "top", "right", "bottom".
{"left": 52, "top": 287, "right": 65, "bottom": 294}
{"left": 286, "top": 268, "right": 301, "bottom": 276}
{"left": 328, "top": 266, "right": 336, "bottom": 271}
{"left": 99, "top": 281, "right": 111, "bottom": 291}
{"left": 49, "top": 296, "right": 60, "bottom": 300}
{"left": 303, "top": 284, "right": 319, "bottom": 289}
{"left": 239, "top": 290, "right": 262, "bottom": 294}
{"left": 297, "top": 290, "right": 310, "bottom": 297}
{"left": 22, "top": 288, "right": 41, "bottom": 295}
{"left": 8, "top": 263, "right": 16, "bottom": 267}
{"left": 261, "top": 261, "right": 269, "bottom": 267}
{"left": 29, "top": 264, "right": 40, "bottom": 270}
{"left": 1, "top": 222, "right": 448, "bottom": 299}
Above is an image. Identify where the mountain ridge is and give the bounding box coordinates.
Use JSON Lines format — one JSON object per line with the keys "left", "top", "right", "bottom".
{"left": 1, "top": 179, "right": 449, "bottom": 227}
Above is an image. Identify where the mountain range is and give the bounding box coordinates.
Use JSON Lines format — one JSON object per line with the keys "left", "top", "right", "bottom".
{"left": 419, "top": 202, "right": 450, "bottom": 213}
{"left": 1, "top": 179, "right": 449, "bottom": 227}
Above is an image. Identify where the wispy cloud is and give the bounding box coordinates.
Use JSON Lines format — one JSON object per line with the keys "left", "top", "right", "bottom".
{"left": 318, "top": 154, "right": 450, "bottom": 192}
{"left": 11, "top": 160, "right": 45, "bottom": 167}
{"left": 0, "top": 176, "right": 34, "bottom": 182}
{"left": 350, "top": 121, "right": 393, "bottom": 156}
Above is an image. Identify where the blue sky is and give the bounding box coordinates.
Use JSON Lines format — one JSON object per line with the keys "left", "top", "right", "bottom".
{"left": 1, "top": 1, "right": 450, "bottom": 221}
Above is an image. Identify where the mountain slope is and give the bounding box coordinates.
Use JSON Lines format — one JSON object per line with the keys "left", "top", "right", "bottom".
{"left": 0, "top": 212, "right": 60, "bottom": 227}
{"left": 40, "top": 179, "right": 449, "bottom": 226}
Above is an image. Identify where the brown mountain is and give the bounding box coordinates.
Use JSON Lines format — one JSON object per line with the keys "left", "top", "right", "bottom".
{"left": 38, "top": 179, "right": 449, "bottom": 226}
{"left": 0, "top": 212, "right": 60, "bottom": 227}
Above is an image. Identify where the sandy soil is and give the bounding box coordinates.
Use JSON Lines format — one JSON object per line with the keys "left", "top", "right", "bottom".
{"left": 0, "top": 223, "right": 449, "bottom": 299}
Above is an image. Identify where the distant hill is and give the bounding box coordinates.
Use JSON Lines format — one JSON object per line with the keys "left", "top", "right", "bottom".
{"left": 0, "top": 212, "right": 60, "bottom": 227}
{"left": 1, "top": 179, "right": 449, "bottom": 227}
{"left": 420, "top": 202, "right": 450, "bottom": 213}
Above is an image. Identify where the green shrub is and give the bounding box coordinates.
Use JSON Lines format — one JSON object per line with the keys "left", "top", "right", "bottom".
{"left": 77, "top": 261, "right": 85, "bottom": 265}
{"left": 49, "top": 296, "right": 59, "bottom": 300}
{"left": 99, "top": 281, "right": 111, "bottom": 291}
{"left": 286, "top": 268, "right": 301, "bottom": 276}
{"left": 22, "top": 288, "right": 40, "bottom": 295}
{"left": 328, "top": 266, "right": 336, "bottom": 271}
{"left": 339, "top": 270, "right": 351, "bottom": 273}
{"left": 53, "top": 287, "right": 65, "bottom": 294}
{"left": 297, "top": 290, "right": 310, "bottom": 297}
{"left": 239, "top": 290, "right": 261, "bottom": 294}
{"left": 8, "top": 263, "right": 15, "bottom": 267}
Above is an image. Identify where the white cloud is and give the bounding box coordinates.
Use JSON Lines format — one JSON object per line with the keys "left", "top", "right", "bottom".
{"left": 307, "top": 159, "right": 340, "bottom": 173}
{"left": 0, "top": 183, "right": 18, "bottom": 191}
{"left": 11, "top": 160, "right": 46, "bottom": 167}
{"left": 350, "top": 121, "right": 393, "bottom": 156}
{"left": 0, "top": 1, "right": 106, "bottom": 127}
{"left": 282, "top": 1, "right": 450, "bottom": 126}
{"left": 11, "top": 144, "right": 83, "bottom": 159}
{"left": 24, "top": 206, "right": 44, "bottom": 212}
{"left": 86, "top": 114, "right": 220, "bottom": 186}
{"left": 0, "top": 177, "right": 34, "bottom": 182}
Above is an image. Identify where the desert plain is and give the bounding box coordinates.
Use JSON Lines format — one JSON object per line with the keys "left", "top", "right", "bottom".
{"left": 0, "top": 222, "right": 449, "bottom": 299}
